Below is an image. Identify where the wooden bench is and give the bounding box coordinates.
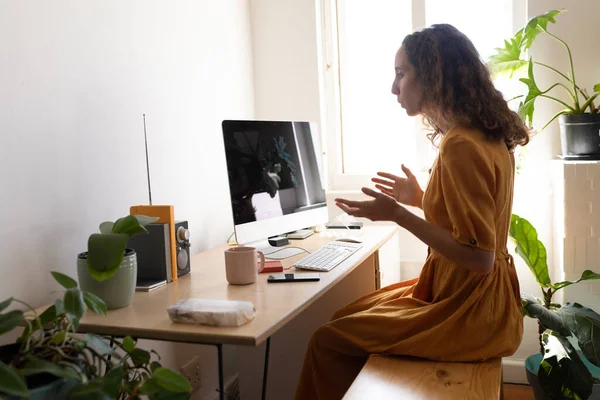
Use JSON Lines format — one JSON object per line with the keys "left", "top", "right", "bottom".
{"left": 343, "top": 355, "right": 503, "bottom": 399}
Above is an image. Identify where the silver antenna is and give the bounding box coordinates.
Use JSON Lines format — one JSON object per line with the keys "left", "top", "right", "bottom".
{"left": 143, "top": 114, "right": 153, "bottom": 205}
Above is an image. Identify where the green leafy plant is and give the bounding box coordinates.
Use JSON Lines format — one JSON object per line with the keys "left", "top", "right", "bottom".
{"left": 510, "top": 214, "right": 600, "bottom": 399}
{"left": 0, "top": 271, "right": 191, "bottom": 399}
{"left": 489, "top": 9, "right": 600, "bottom": 132}
{"left": 87, "top": 215, "right": 158, "bottom": 281}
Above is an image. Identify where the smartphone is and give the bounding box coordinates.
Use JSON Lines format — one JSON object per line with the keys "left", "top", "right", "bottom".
{"left": 267, "top": 273, "right": 320, "bottom": 283}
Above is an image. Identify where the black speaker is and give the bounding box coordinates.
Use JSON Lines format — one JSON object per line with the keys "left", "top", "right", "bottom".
{"left": 174, "top": 220, "right": 191, "bottom": 277}
{"left": 128, "top": 221, "right": 191, "bottom": 283}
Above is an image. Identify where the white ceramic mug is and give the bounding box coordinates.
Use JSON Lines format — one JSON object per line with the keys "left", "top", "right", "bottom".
{"left": 224, "top": 246, "right": 265, "bottom": 285}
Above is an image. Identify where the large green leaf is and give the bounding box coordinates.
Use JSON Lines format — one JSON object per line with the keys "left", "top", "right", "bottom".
{"left": 0, "top": 297, "right": 12, "bottom": 313}
{"left": 134, "top": 215, "right": 160, "bottom": 227}
{"left": 142, "top": 379, "right": 192, "bottom": 400}
{"left": 552, "top": 270, "right": 600, "bottom": 291}
{"left": 23, "top": 356, "right": 80, "bottom": 380}
{"left": 538, "top": 333, "right": 592, "bottom": 400}
{"left": 68, "top": 382, "right": 112, "bottom": 400}
{"left": 518, "top": 60, "right": 542, "bottom": 126}
{"left": 87, "top": 233, "right": 129, "bottom": 281}
{"left": 51, "top": 271, "right": 78, "bottom": 289}
{"left": 122, "top": 336, "right": 136, "bottom": 353}
{"left": 0, "top": 360, "right": 28, "bottom": 397}
{"left": 520, "top": 9, "right": 565, "bottom": 50}
{"left": 509, "top": 214, "right": 550, "bottom": 287}
{"left": 557, "top": 303, "right": 600, "bottom": 367}
{"left": 83, "top": 292, "right": 107, "bottom": 316}
{"left": 594, "top": 83, "right": 600, "bottom": 92}
{"left": 102, "top": 366, "right": 124, "bottom": 398}
{"left": 99, "top": 221, "right": 114, "bottom": 235}
{"left": 488, "top": 30, "right": 527, "bottom": 78}
{"left": 130, "top": 348, "right": 151, "bottom": 367}
{"left": 112, "top": 215, "right": 157, "bottom": 237}
{"left": 0, "top": 310, "right": 24, "bottom": 335}
{"left": 152, "top": 368, "right": 192, "bottom": 393}
{"left": 64, "top": 288, "right": 85, "bottom": 322}
{"left": 521, "top": 293, "right": 570, "bottom": 336}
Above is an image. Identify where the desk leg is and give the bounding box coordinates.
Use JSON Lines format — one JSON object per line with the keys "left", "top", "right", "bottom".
{"left": 216, "top": 344, "right": 224, "bottom": 400}
{"left": 374, "top": 250, "right": 381, "bottom": 290}
{"left": 262, "top": 337, "right": 271, "bottom": 400}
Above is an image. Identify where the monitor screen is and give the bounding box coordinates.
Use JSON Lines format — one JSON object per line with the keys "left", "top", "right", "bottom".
{"left": 222, "top": 120, "right": 328, "bottom": 243}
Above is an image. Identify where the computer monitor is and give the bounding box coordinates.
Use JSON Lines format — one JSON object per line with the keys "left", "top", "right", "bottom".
{"left": 222, "top": 120, "right": 328, "bottom": 245}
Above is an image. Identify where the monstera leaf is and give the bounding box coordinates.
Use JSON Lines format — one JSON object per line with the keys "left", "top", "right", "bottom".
{"left": 509, "top": 214, "right": 550, "bottom": 287}
{"left": 557, "top": 303, "right": 600, "bottom": 367}
{"left": 519, "top": 9, "right": 565, "bottom": 50}
{"left": 488, "top": 30, "right": 527, "bottom": 78}
{"left": 518, "top": 60, "right": 542, "bottom": 126}
{"left": 538, "top": 333, "right": 593, "bottom": 400}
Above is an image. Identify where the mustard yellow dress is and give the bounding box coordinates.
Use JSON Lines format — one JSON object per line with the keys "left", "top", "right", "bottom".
{"left": 294, "top": 126, "right": 524, "bottom": 400}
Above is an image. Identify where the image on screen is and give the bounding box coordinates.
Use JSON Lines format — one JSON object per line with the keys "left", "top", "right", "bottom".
{"left": 223, "top": 121, "right": 327, "bottom": 226}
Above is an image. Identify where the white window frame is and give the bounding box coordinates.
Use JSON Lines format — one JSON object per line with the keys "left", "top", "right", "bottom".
{"left": 317, "top": 0, "right": 527, "bottom": 191}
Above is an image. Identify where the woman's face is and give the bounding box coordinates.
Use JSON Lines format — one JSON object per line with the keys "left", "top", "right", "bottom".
{"left": 391, "top": 47, "right": 423, "bottom": 116}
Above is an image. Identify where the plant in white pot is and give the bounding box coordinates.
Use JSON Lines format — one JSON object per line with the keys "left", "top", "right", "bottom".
{"left": 510, "top": 214, "right": 600, "bottom": 399}
{"left": 77, "top": 214, "right": 158, "bottom": 310}
{"left": 489, "top": 9, "right": 600, "bottom": 159}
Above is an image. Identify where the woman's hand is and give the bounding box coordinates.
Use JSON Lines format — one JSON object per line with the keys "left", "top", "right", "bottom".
{"left": 335, "top": 188, "right": 407, "bottom": 222}
{"left": 371, "top": 164, "right": 424, "bottom": 209}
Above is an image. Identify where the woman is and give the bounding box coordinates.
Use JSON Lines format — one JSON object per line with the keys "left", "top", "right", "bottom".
{"left": 294, "top": 24, "right": 529, "bottom": 400}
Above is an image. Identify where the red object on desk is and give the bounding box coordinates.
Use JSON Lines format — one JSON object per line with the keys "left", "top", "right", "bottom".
{"left": 261, "top": 260, "right": 284, "bottom": 273}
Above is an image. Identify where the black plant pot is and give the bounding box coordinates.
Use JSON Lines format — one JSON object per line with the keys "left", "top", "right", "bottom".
{"left": 559, "top": 113, "right": 600, "bottom": 159}
{"left": 526, "top": 353, "right": 600, "bottom": 400}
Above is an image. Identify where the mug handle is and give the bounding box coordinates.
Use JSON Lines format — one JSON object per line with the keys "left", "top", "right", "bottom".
{"left": 257, "top": 251, "right": 265, "bottom": 273}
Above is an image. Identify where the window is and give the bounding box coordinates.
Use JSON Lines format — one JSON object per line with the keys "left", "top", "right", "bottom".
{"left": 319, "top": 0, "right": 525, "bottom": 190}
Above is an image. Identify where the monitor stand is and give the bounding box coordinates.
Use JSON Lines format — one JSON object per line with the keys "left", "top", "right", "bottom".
{"left": 244, "top": 239, "right": 307, "bottom": 260}
{"left": 286, "top": 229, "right": 314, "bottom": 239}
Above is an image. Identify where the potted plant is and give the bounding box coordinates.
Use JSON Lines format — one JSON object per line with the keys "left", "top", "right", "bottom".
{"left": 510, "top": 214, "right": 600, "bottom": 399}
{"left": 0, "top": 271, "right": 191, "bottom": 399}
{"left": 489, "top": 9, "right": 600, "bottom": 159}
{"left": 77, "top": 214, "right": 158, "bottom": 310}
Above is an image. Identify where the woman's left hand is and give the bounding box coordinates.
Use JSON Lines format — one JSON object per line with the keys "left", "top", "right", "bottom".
{"left": 335, "top": 187, "right": 407, "bottom": 222}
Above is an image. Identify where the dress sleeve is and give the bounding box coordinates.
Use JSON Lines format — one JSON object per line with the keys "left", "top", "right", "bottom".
{"left": 439, "top": 135, "right": 496, "bottom": 251}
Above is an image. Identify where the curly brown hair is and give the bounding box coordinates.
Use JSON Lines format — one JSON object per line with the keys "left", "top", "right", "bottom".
{"left": 402, "top": 24, "right": 529, "bottom": 150}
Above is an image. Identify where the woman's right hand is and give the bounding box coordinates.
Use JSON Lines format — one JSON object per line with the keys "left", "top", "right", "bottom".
{"left": 371, "top": 164, "right": 424, "bottom": 209}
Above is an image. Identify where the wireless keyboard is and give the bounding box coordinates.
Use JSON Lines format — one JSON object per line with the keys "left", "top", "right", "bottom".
{"left": 292, "top": 241, "right": 363, "bottom": 272}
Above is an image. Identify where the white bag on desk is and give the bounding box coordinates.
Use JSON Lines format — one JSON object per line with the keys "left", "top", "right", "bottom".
{"left": 167, "top": 299, "right": 256, "bottom": 327}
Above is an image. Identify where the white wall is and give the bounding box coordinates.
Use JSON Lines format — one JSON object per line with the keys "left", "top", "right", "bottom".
{"left": 1, "top": 0, "right": 254, "bottom": 396}
{"left": 249, "top": 0, "right": 322, "bottom": 122}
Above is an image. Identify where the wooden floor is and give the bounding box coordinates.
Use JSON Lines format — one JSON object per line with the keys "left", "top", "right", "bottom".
{"left": 504, "top": 384, "right": 535, "bottom": 400}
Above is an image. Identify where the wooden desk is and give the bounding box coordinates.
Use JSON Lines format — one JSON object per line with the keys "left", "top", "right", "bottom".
{"left": 78, "top": 225, "right": 397, "bottom": 399}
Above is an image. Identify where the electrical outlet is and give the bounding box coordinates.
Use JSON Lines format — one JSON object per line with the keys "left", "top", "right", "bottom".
{"left": 180, "top": 356, "right": 202, "bottom": 393}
